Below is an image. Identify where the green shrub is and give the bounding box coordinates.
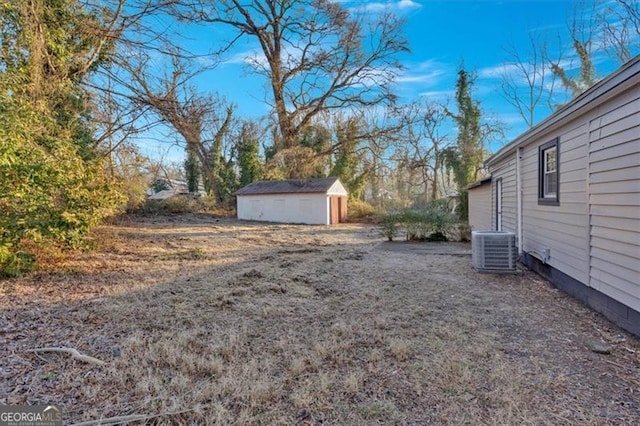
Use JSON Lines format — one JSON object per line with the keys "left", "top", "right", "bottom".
{"left": 402, "top": 209, "right": 432, "bottom": 241}
{"left": 423, "top": 205, "right": 457, "bottom": 236}
{"left": 0, "top": 107, "right": 125, "bottom": 276}
{"left": 376, "top": 204, "right": 458, "bottom": 242}
{"left": 135, "top": 195, "right": 218, "bottom": 215}
{"left": 378, "top": 212, "right": 402, "bottom": 241}
{"left": 348, "top": 200, "right": 379, "bottom": 222}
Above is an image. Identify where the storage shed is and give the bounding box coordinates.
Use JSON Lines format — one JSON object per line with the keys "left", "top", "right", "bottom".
{"left": 236, "top": 177, "right": 348, "bottom": 225}
{"left": 479, "top": 55, "right": 640, "bottom": 335}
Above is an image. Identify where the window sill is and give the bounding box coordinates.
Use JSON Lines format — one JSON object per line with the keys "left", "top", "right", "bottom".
{"left": 538, "top": 198, "right": 559, "bottom": 206}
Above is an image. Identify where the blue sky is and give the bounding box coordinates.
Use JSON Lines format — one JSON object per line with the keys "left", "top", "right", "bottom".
{"left": 139, "top": 0, "right": 631, "bottom": 161}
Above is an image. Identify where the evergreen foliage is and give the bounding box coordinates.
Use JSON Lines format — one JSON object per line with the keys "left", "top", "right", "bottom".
{"left": 0, "top": 0, "right": 124, "bottom": 275}
{"left": 331, "top": 118, "right": 368, "bottom": 200}
{"left": 377, "top": 204, "right": 457, "bottom": 242}
{"left": 237, "top": 124, "right": 264, "bottom": 187}
{"left": 184, "top": 150, "right": 201, "bottom": 193}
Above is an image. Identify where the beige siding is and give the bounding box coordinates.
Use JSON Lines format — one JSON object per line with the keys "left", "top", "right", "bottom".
{"left": 468, "top": 183, "right": 492, "bottom": 231}
{"left": 517, "top": 118, "right": 591, "bottom": 284}
{"left": 588, "top": 88, "right": 640, "bottom": 312}
{"left": 490, "top": 154, "right": 517, "bottom": 234}
{"left": 485, "top": 58, "right": 640, "bottom": 330}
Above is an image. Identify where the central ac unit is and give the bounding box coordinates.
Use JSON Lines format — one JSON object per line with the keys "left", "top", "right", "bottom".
{"left": 472, "top": 231, "right": 517, "bottom": 273}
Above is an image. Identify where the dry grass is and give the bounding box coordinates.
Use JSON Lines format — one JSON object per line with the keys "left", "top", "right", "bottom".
{"left": 1, "top": 213, "right": 639, "bottom": 424}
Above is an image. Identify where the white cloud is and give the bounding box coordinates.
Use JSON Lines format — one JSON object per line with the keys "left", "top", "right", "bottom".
{"left": 397, "top": 59, "right": 450, "bottom": 85}
{"left": 222, "top": 49, "right": 265, "bottom": 66}
{"left": 396, "top": 70, "right": 444, "bottom": 84}
{"left": 477, "top": 63, "right": 521, "bottom": 79}
{"left": 398, "top": 0, "right": 422, "bottom": 10}
{"left": 222, "top": 44, "right": 304, "bottom": 69}
{"left": 358, "top": 2, "right": 388, "bottom": 12}
{"left": 351, "top": 0, "right": 422, "bottom": 13}
{"left": 418, "top": 89, "right": 455, "bottom": 100}
{"left": 498, "top": 112, "right": 527, "bottom": 125}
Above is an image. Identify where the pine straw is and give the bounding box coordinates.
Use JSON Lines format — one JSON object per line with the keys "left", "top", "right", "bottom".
{"left": 1, "top": 214, "right": 639, "bottom": 424}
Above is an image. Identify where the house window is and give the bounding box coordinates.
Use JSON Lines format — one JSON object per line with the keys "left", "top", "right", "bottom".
{"left": 539, "top": 138, "right": 559, "bottom": 205}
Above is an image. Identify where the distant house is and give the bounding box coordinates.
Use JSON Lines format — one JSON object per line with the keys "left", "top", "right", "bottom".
{"left": 235, "top": 177, "right": 348, "bottom": 225}
{"left": 147, "top": 179, "right": 205, "bottom": 200}
{"left": 474, "top": 55, "right": 640, "bottom": 335}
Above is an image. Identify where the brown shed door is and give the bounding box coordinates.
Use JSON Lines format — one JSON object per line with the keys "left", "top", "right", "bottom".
{"left": 339, "top": 196, "right": 347, "bottom": 222}
{"left": 329, "top": 196, "right": 348, "bottom": 224}
{"left": 330, "top": 196, "right": 339, "bottom": 224}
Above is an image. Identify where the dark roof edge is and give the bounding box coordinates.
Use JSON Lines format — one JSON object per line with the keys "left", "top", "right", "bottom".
{"left": 234, "top": 177, "right": 341, "bottom": 196}
{"left": 236, "top": 190, "right": 330, "bottom": 196}
{"left": 467, "top": 176, "right": 492, "bottom": 189}
{"left": 486, "top": 55, "right": 640, "bottom": 167}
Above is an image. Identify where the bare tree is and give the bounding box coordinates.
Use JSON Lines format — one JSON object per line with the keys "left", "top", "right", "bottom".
{"left": 398, "top": 100, "right": 452, "bottom": 202}
{"left": 171, "top": 0, "right": 408, "bottom": 177}
{"left": 599, "top": 0, "right": 640, "bottom": 63}
{"left": 127, "top": 55, "right": 236, "bottom": 201}
{"left": 77, "top": 0, "right": 224, "bottom": 163}
{"left": 500, "top": 34, "right": 559, "bottom": 128}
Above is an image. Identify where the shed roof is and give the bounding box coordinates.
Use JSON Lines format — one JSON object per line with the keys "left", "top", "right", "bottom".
{"left": 235, "top": 177, "right": 342, "bottom": 196}
{"left": 486, "top": 54, "right": 640, "bottom": 167}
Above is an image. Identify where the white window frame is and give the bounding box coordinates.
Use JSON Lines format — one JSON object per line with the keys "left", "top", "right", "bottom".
{"left": 538, "top": 138, "right": 560, "bottom": 205}
{"left": 543, "top": 147, "right": 557, "bottom": 197}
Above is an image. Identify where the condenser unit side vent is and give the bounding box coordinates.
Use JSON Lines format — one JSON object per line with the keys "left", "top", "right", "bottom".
{"left": 472, "top": 231, "right": 517, "bottom": 273}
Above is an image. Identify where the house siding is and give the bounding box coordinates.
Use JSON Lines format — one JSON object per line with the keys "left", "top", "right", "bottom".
{"left": 588, "top": 87, "right": 640, "bottom": 313}
{"left": 468, "top": 183, "right": 492, "bottom": 231}
{"left": 518, "top": 118, "right": 590, "bottom": 284}
{"left": 480, "top": 57, "right": 640, "bottom": 335}
{"left": 490, "top": 155, "right": 517, "bottom": 235}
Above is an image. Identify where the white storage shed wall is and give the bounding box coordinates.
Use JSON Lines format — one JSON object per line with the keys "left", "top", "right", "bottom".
{"left": 237, "top": 193, "right": 330, "bottom": 225}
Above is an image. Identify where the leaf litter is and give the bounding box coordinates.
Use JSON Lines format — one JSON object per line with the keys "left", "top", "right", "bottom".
{"left": 1, "top": 214, "right": 639, "bottom": 424}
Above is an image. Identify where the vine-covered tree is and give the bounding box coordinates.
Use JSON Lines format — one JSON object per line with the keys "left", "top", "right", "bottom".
{"left": 129, "top": 56, "right": 236, "bottom": 202}
{"left": 184, "top": 149, "right": 201, "bottom": 193}
{"left": 444, "top": 67, "right": 500, "bottom": 221}
{"left": 550, "top": 0, "right": 640, "bottom": 99}
{"left": 549, "top": 1, "right": 601, "bottom": 99}
{"left": 236, "top": 121, "right": 265, "bottom": 187}
{"left": 300, "top": 123, "right": 333, "bottom": 178}
{"left": 330, "top": 118, "right": 368, "bottom": 200}
{"left": 445, "top": 68, "right": 483, "bottom": 186}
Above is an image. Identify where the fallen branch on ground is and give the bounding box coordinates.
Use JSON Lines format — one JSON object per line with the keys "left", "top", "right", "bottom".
{"left": 70, "top": 414, "right": 148, "bottom": 426}
{"left": 28, "top": 347, "right": 107, "bottom": 366}
{"left": 70, "top": 410, "right": 193, "bottom": 426}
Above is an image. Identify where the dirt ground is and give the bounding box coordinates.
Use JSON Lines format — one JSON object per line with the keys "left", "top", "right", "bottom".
{"left": 1, "top": 214, "right": 639, "bottom": 425}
